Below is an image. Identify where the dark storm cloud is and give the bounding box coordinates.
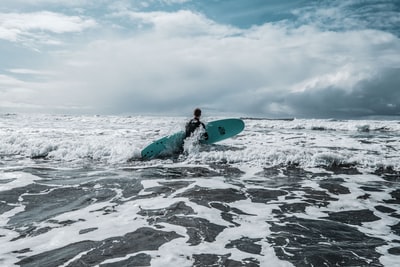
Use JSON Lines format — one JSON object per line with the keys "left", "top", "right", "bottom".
{"left": 282, "top": 69, "right": 400, "bottom": 118}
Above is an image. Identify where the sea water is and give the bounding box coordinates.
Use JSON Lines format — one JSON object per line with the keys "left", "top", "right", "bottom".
{"left": 0, "top": 114, "right": 399, "bottom": 267}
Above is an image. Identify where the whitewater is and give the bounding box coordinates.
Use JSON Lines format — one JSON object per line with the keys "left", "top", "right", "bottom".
{"left": 0, "top": 113, "right": 399, "bottom": 266}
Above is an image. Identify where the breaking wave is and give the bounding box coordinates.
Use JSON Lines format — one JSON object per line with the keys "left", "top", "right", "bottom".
{"left": 0, "top": 114, "right": 399, "bottom": 171}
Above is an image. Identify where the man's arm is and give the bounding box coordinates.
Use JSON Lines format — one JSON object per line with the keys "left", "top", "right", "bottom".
{"left": 201, "top": 122, "right": 208, "bottom": 140}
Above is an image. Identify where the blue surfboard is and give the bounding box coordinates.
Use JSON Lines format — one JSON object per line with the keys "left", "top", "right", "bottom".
{"left": 141, "top": 118, "right": 245, "bottom": 159}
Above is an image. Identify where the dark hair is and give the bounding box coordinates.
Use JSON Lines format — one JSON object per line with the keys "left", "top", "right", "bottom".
{"left": 194, "top": 108, "right": 202, "bottom": 117}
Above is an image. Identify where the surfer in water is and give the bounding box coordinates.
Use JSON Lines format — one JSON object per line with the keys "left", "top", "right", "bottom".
{"left": 185, "top": 108, "right": 208, "bottom": 140}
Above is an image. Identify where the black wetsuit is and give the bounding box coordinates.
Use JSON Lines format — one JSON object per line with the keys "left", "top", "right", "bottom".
{"left": 185, "top": 118, "right": 208, "bottom": 139}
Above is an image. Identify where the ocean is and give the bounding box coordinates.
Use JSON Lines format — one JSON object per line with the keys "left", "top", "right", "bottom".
{"left": 0, "top": 114, "right": 399, "bottom": 267}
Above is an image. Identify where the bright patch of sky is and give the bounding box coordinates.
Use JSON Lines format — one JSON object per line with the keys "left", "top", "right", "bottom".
{"left": 0, "top": 0, "right": 399, "bottom": 117}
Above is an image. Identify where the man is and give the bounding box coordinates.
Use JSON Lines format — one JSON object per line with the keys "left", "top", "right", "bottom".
{"left": 185, "top": 108, "right": 208, "bottom": 140}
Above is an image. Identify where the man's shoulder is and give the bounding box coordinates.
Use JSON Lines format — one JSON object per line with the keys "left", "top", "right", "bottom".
{"left": 188, "top": 118, "right": 200, "bottom": 124}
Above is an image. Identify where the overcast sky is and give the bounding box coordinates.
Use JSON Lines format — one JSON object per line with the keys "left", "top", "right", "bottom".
{"left": 0, "top": 0, "right": 399, "bottom": 118}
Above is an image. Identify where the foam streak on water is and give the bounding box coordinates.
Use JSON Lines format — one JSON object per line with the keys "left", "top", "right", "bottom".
{"left": 0, "top": 114, "right": 399, "bottom": 266}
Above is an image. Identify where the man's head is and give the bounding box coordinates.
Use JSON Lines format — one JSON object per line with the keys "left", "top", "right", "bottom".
{"left": 194, "top": 108, "right": 202, "bottom": 118}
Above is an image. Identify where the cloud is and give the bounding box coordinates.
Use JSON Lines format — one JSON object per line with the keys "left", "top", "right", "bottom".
{"left": 283, "top": 68, "right": 400, "bottom": 117}
{"left": 0, "top": 0, "right": 92, "bottom": 8}
{"left": 0, "top": 73, "right": 42, "bottom": 108}
{"left": 7, "top": 68, "right": 57, "bottom": 75}
{"left": 1, "top": 1, "right": 399, "bottom": 117}
{"left": 0, "top": 11, "right": 96, "bottom": 44}
{"left": 12, "top": 9, "right": 392, "bottom": 117}
{"left": 292, "top": 0, "right": 400, "bottom": 36}
{"left": 111, "top": 9, "right": 239, "bottom": 37}
{"left": 161, "top": 0, "right": 191, "bottom": 4}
